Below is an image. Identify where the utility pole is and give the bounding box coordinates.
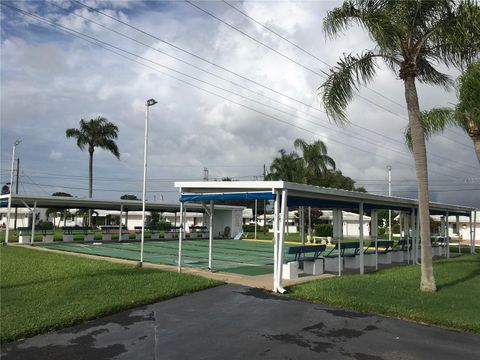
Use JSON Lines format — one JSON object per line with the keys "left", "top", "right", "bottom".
{"left": 203, "top": 167, "right": 209, "bottom": 181}
{"left": 387, "top": 165, "right": 392, "bottom": 241}
{"left": 14, "top": 158, "right": 19, "bottom": 229}
{"left": 263, "top": 164, "right": 267, "bottom": 235}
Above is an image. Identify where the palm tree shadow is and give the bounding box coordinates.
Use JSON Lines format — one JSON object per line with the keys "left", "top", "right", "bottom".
{"left": 436, "top": 261, "right": 480, "bottom": 290}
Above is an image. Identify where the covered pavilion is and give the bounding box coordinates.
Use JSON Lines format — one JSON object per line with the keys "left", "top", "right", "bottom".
{"left": 175, "top": 181, "right": 477, "bottom": 293}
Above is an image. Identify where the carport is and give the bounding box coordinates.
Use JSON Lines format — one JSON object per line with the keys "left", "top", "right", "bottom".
{"left": 175, "top": 181, "right": 476, "bottom": 293}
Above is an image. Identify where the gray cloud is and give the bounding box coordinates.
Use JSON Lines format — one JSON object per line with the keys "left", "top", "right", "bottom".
{"left": 1, "top": 0, "right": 478, "bottom": 207}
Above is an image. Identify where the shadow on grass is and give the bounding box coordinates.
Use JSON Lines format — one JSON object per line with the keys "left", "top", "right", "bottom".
{"left": 436, "top": 258, "right": 480, "bottom": 291}
{"left": 0, "top": 268, "right": 158, "bottom": 290}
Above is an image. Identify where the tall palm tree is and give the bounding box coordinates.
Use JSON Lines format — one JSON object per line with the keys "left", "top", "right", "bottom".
{"left": 320, "top": 0, "right": 479, "bottom": 292}
{"left": 405, "top": 62, "right": 480, "bottom": 162}
{"left": 66, "top": 117, "right": 120, "bottom": 224}
{"left": 294, "top": 138, "right": 336, "bottom": 184}
{"left": 266, "top": 149, "right": 305, "bottom": 182}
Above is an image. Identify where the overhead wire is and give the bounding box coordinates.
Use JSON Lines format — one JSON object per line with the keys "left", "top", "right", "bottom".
{"left": 2, "top": 1, "right": 476, "bottom": 190}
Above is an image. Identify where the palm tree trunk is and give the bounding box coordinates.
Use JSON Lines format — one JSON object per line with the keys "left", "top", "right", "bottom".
{"left": 404, "top": 77, "right": 436, "bottom": 292}
{"left": 474, "top": 139, "right": 480, "bottom": 164}
{"left": 88, "top": 148, "right": 94, "bottom": 226}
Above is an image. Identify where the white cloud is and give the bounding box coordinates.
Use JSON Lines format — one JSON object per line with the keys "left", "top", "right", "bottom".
{"left": 1, "top": 1, "right": 478, "bottom": 206}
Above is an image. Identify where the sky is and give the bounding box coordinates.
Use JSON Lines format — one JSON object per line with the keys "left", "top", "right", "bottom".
{"left": 1, "top": 0, "right": 479, "bottom": 207}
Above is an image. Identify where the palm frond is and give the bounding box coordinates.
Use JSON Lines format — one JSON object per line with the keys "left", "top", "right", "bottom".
{"left": 404, "top": 107, "right": 455, "bottom": 149}
{"left": 416, "top": 57, "right": 453, "bottom": 89}
{"left": 319, "top": 51, "right": 379, "bottom": 123}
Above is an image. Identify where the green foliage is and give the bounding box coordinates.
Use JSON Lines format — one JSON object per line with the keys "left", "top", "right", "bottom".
{"left": 242, "top": 224, "right": 270, "bottom": 232}
{"left": 0, "top": 246, "right": 220, "bottom": 343}
{"left": 315, "top": 223, "right": 333, "bottom": 237}
{"left": 36, "top": 220, "right": 54, "bottom": 230}
{"left": 289, "top": 255, "right": 480, "bottom": 333}
{"left": 392, "top": 223, "right": 400, "bottom": 233}
{"left": 154, "top": 221, "right": 172, "bottom": 231}
{"left": 265, "top": 149, "right": 305, "bottom": 182}
{"left": 378, "top": 227, "right": 386, "bottom": 236}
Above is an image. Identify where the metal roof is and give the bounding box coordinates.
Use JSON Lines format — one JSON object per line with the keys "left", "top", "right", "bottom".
{"left": 174, "top": 181, "right": 475, "bottom": 216}
{"left": 0, "top": 194, "right": 244, "bottom": 212}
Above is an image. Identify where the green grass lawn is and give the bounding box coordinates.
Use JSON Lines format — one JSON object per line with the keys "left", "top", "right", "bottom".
{"left": 0, "top": 245, "right": 221, "bottom": 343}
{"left": 288, "top": 254, "right": 480, "bottom": 333}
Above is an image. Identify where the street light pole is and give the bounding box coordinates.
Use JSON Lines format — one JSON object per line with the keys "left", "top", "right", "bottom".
{"left": 5, "top": 140, "right": 21, "bottom": 244}
{"left": 387, "top": 165, "right": 392, "bottom": 241}
{"left": 140, "top": 99, "right": 157, "bottom": 267}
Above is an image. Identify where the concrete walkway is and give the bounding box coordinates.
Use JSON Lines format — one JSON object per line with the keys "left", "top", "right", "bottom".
{"left": 2, "top": 284, "right": 479, "bottom": 360}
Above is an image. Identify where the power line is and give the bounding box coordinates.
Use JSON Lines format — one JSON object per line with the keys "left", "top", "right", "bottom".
{"left": 71, "top": 0, "right": 476, "bottom": 161}
{"left": 3, "top": 3, "right": 476, "bottom": 180}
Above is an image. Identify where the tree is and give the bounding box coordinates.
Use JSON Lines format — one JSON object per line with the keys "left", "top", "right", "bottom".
{"left": 265, "top": 149, "right": 305, "bottom": 182}
{"left": 405, "top": 62, "right": 480, "bottom": 162}
{"left": 318, "top": 169, "right": 366, "bottom": 192}
{"left": 120, "top": 194, "right": 139, "bottom": 200}
{"left": 66, "top": 117, "right": 120, "bottom": 225}
{"left": 46, "top": 192, "right": 73, "bottom": 227}
{"left": 320, "top": 0, "right": 479, "bottom": 292}
{"left": 294, "top": 138, "right": 336, "bottom": 183}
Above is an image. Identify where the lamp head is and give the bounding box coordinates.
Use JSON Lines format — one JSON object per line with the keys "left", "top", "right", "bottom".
{"left": 146, "top": 99, "right": 157, "bottom": 107}
{"left": 14, "top": 139, "right": 21, "bottom": 146}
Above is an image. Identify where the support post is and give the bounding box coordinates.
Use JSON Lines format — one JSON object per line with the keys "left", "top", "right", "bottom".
{"left": 308, "top": 206, "right": 312, "bottom": 243}
{"left": 469, "top": 213, "right": 473, "bottom": 254}
{"left": 359, "top": 202, "right": 364, "bottom": 275}
{"left": 474, "top": 211, "right": 477, "bottom": 254}
{"left": 178, "top": 199, "right": 184, "bottom": 272}
{"left": 272, "top": 190, "right": 280, "bottom": 292}
{"left": 119, "top": 204, "right": 123, "bottom": 241}
{"left": 446, "top": 212, "right": 450, "bottom": 258}
{"left": 254, "top": 199, "right": 257, "bottom": 240}
{"left": 30, "top": 201, "right": 37, "bottom": 245}
{"left": 208, "top": 200, "right": 214, "bottom": 270}
{"left": 370, "top": 209, "right": 378, "bottom": 270}
{"left": 456, "top": 215, "right": 460, "bottom": 255}
{"left": 276, "top": 189, "right": 287, "bottom": 293}
{"left": 300, "top": 206, "right": 305, "bottom": 245}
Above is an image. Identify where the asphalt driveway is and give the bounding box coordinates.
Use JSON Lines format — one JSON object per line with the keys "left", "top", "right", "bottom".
{"left": 2, "top": 284, "right": 479, "bottom": 359}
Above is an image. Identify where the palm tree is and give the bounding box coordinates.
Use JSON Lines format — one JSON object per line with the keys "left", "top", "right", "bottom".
{"left": 294, "top": 138, "right": 336, "bottom": 184}
{"left": 66, "top": 117, "right": 120, "bottom": 225}
{"left": 320, "top": 0, "right": 479, "bottom": 292}
{"left": 266, "top": 149, "right": 305, "bottom": 182}
{"left": 405, "top": 62, "right": 480, "bottom": 162}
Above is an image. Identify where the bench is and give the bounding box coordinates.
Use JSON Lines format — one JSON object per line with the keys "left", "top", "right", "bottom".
{"left": 284, "top": 245, "right": 327, "bottom": 278}
{"left": 61, "top": 226, "right": 94, "bottom": 242}
{"left": 190, "top": 226, "right": 208, "bottom": 239}
{"left": 17, "top": 227, "right": 54, "bottom": 243}
{"left": 134, "top": 226, "right": 159, "bottom": 240}
{"left": 164, "top": 226, "right": 181, "bottom": 240}
{"left": 100, "top": 225, "right": 128, "bottom": 241}
{"left": 364, "top": 240, "right": 394, "bottom": 265}
{"left": 311, "top": 236, "right": 332, "bottom": 245}
{"left": 323, "top": 242, "right": 361, "bottom": 272}
{"left": 391, "top": 239, "right": 413, "bottom": 262}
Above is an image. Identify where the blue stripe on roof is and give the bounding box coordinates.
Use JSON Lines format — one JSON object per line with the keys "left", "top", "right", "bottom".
{"left": 180, "top": 192, "right": 275, "bottom": 202}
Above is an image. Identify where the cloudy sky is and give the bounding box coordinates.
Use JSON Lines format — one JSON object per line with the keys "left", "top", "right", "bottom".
{"left": 1, "top": 0, "right": 479, "bottom": 207}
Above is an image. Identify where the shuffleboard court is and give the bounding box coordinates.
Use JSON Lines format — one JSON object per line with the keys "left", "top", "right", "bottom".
{"left": 36, "top": 239, "right": 283, "bottom": 275}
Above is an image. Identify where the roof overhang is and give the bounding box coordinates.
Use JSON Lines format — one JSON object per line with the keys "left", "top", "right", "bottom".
{"left": 174, "top": 181, "right": 475, "bottom": 216}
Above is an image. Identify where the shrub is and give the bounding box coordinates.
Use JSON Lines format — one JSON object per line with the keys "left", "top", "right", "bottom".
{"left": 242, "top": 224, "right": 270, "bottom": 232}
{"left": 378, "top": 227, "right": 386, "bottom": 236}
{"left": 154, "top": 221, "right": 172, "bottom": 231}
{"left": 315, "top": 224, "right": 333, "bottom": 237}
{"left": 36, "top": 220, "right": 54, "bottom": 230}
{"left": 392, "top": 223, "right": 400, "bottom": 233}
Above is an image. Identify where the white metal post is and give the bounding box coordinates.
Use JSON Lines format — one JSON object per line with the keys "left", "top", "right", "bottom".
{"left": 411, "top": 208, "right": 416, "bottom": 264}
{"left": 272, "top": 190, "right": 280, "bottom": 292}
{"left": 456, "top": 215, "right": 460, "bottom": 255}
{"left": 387, "top": 165, "right": 392, "bottom": 242}
{"left": 473, "top": 211, "right": 477, "bottom": 254}
{"left": 359, "top": 202, "right": 364, "bottom": 275}
{"left": 415, "top": 208, "right": 420, "bottom": 264}
{"left": 308, "top": 206, "right": 312, "bottom": 243}
{"left": 119, "top": 204, "right": 123, "bottom": 241}
{"left": 254, "top": 199, "right": 257, "bottom": 239}
{"left": 276, "top": 189, "right": 287, "bottom": 293}
{"left": 30, "top": 201, "right": 37, "bottom": 245}
{"left": 370, "top": 209, "right": 378, "bottom": 270}
{"left": 208, "top": 200, "right": 214, "bottom": 270}
{"left": 469, "top": 213, "right": 473, "bottom": 254}
{"left": 300, "top": 206, "right": 305, "bottom": 245}
{"left": 446, "top": 212, "right": 450, "bottom": 258}
{"left": 178, "top": 199, "right": 184, "bottom": 272}
{"left": 5, "top": 140, "right": 20, "bottom": 244}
